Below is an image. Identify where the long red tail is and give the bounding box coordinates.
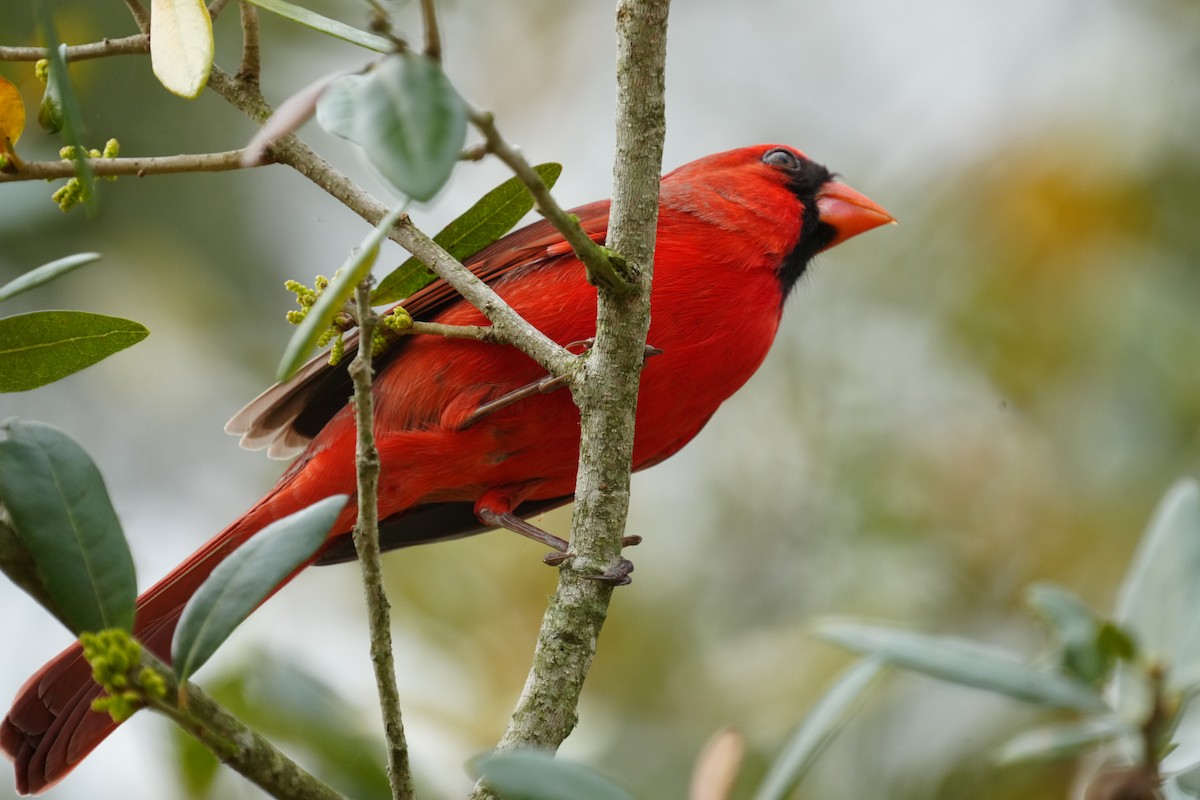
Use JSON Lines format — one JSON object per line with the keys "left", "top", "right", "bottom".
{"left": 0, "top": 496, "right": 307, "bottom": 795}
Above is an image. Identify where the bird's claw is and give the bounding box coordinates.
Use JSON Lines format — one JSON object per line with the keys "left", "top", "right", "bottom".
{"left": 584, "top": 557, "right": 635, "bottom": 586}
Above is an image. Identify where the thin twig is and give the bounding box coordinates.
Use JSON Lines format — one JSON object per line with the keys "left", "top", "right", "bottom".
{"left": 469, "top": 107, "right": 633, "bottom": 293}
{"left": 238, "top": 1, "right": 262, "bottom": 84}
{"left": 207, "top": 0, "right": 232, "bottom": 20}
{"left": 0, "top": 150, "right": 254, "bottom": 182}
{"left": 348, "top": 282, "right": 415, "bottom": 800}
{"left": 419, "top": 0, "right": 442, "bottom": 60}
{"left": 122, "top": 0, "right": 151, "bottom": 33}
{"left": 0, "top": 35, "right": 149, "bottom": 62}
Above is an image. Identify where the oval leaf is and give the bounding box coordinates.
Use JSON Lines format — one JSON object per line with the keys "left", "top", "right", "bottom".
{"left": 0, "top": 252, "right": 101, "bottom": 304}
{"left": 0, "top": 310, "right": 148, "bottom": 392}
{"left": 317, "top": 53, "right": 467, "bottom": 201}
{"left": 171, "top": 494, "right": 348, "bottom": 682}
{"left": 0, "top": 74, "right": 26, "bottom": 147}
{"left": 1116, "top": 481, "right": 1200, "bottom": 691}
{"left": 472, "top": 751, "right": 637, "bottom": 800}
{"left": 277, "top": 203, "right": 408, "bottom": 381}
{"left": 243, "top": 0, "right": 392, "bottom": 52}
{"left": 815, "top": 619, "right": 1108, "bottom": 712}
{"left": 0, "top": 420, "right": 136, "bottom": 633}
{"left": 372, "top": 162, "right": 563, "bottom": 305}
{"left": 150, "top": 0, "right": 214, "bottom": 99}
{"left": 752, "top": 658, "right": 884, "bottom": 800}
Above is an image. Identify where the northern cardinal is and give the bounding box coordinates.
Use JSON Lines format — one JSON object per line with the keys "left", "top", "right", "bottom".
{"left": 2, "top": 144, "right": 892, "bottom": 793}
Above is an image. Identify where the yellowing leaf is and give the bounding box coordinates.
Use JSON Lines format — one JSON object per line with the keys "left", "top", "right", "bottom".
{"left": 0, "top": 75, "right": 25, "bottom": 147}
{"left": 150, "top": 0, "right": 214, "bottom": 99}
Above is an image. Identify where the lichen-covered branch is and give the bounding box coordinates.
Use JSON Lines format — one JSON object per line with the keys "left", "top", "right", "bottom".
{"left": 469, "top": 1, "right": 669, "bottom": 796}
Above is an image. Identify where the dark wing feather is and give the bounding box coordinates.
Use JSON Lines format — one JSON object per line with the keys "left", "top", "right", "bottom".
{"left": 226, "top": 201, "right": 611, "bottom": 459}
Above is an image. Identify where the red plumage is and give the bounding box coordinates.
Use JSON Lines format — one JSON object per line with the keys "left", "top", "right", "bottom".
{"left": 2, "top": 145, "right": 892, "bottom": 794}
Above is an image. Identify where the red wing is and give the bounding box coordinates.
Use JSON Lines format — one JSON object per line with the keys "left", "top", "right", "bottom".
{"left": 225, "top": 200, "right": 610, "bottom": 459}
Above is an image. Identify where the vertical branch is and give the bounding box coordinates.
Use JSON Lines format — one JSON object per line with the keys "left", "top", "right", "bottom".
{"left": 469, "top": 0, "right": 669, "bottom": 797}
{"left": 419, "top": 0, "right": 442, "bottom": 61}
{"left": 348, "top": 282, "right": 415, "bottom": 800}
{"left": 238, "top": 1, "right": 262, "bottom": 84}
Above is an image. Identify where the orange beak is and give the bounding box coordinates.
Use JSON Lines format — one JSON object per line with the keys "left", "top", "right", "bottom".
{"left": 815, "top": 181, "right": 895, "bottom": 251}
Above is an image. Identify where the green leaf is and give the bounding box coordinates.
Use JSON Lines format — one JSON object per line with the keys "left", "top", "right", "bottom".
{"left": 243, "top": 0, "right": 393, "bottom": 52}
{"left": 1116, "top": 480, "right": 1200, "bottom": 692}
{"left": 171, "top": 495, "right": 348, "bottom": 682}
{"left": 0, "top": 420, "right": 136, "bottom": 633}
{"left": 472, "top": 751, "right": 637, "bottom": 800}
{"left": 0, "top": 311, "right": 148, "bottom": 392}
{"left": 0, "top": 253, "right": 101, "bottom": 304}
{"left": 371, "top": 162, "right": 563, "bottom": 305}
{"left": 35, "top": 5, "right": 96, "bottom": 212}
{"left": 752, "top": 658, "right": 883, "bottom": 800}
{"left": 995, "top": 718, "right": 1131, "bottom": 764}
{"left": 149, "top": 0, "right": 214, "bottom": 99}
{"left": 815, "top": 618, "right": 1108, "bottom": 712}
{"left": 276, "top": 203, "right": 407, "bottom": 381}
{"left": 317, "top": 53, "right": 468, "bottom": 201}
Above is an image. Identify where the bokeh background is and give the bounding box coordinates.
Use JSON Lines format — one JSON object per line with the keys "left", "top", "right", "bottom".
{"left": 2, "top": 0, "right": 1199, "bottom": 798}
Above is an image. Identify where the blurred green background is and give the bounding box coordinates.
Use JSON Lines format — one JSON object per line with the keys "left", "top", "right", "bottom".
{"left": 2, "top": 0, "right": 1199, "bottom": 798}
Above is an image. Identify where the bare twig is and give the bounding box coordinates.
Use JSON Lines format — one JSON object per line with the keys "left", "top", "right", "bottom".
{"left": 419, "top": 0, "right": 442, "bottom": 60}
{"left": 238, "top": 1, "right": 262, "bottom": 84}
{"left": 348, "top": 282, "right": 415, "bottom": 800}
{"left": 0, "top": 35, "right": 149, "bottom": 62}
{"left": 469, "top": 108, "right": 633, "bottom": 293}
{"left": 122, "top": 0, "right": 151, "bottom": 34}
{"left": 0, "top": 150, "right": 254, "bottom": 182}
{"left": 207, "top": 0, "right": 232, "bottom": 20}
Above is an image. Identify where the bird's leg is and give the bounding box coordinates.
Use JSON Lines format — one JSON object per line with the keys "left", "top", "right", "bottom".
{"left": 457, "top": 340, "right": 662, "bottom": 430}
{"left": 476, "top": 494, "right": 642, "bottom": 585}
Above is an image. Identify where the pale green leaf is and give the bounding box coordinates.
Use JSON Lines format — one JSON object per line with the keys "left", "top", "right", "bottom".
{"left": 150, "top": 0, "right": 214, "bottom": 98}
{"left": 472, "top": 751, "right": 637, "bottom": 800}
{"left": 0, "top": 253, "right": 101, "bottom": 304}
{"left": 816, "top": 618, "right": 1108, "bottom": 712}
{"left": 752, "top": 659, "right": 884, "bottom": 800}
{"left": 243, "top": 0, "right": 392, "bottom": 52}
{"left": 171, "top": 495, "right": 348, "bottom": 682}
{"left": 317, "top": 53, "right": 467, "bottom": 201}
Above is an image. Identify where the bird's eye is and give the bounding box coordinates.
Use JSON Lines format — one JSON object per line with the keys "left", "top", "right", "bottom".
{"left": 762, "top": 147, "right": 802, "bottom": 170}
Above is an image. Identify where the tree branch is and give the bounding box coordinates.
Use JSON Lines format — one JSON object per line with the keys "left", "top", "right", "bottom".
{"left": 0, "top": 150, "right": 254, "bottom": 182}
{"left": 136, "top": 651, "right": 344, "bottom": 800}
{"left": 123, "top": 0, "right": 151, "bottom": 34}
{"left": 0, "top": 35, "right": 149, "bottom": 62}
{"left": 469, "top": 1, "right": 669, "bottom": 796}
{"left": 469, "top": 108, "right": 633, "bottom": 293}
{"left": 419, "top": 0, "right": 442, "bottom": 61}
{"left": 238, "top": 1, "right": 262, "bottom": 84}
{"left": 348, "top": 283, "right": 415, "bottom": 800}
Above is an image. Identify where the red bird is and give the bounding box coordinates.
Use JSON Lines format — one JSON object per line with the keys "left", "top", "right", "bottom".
{"left": 2, "top": 144, "right": 892, "bottom": 793}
